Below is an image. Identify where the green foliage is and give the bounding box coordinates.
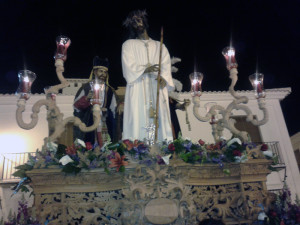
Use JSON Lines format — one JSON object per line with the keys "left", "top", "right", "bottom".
{"left": 179, "top": 151, "right": 200, "bottom": 164}
{"left": 19, "top": 185, "right": 30, "bottom": 193}
{"left": 87, "top": 151, "right": 97, "bottom": 162}
{"left": 173, "top": 139, "right": 185, "bottom": 154}
{"left": 272, "top": 154, "right": 279, "bottom": 165}
{"left": 116, "top": 143, "right": 126, "bottom": 156}
{"left": 61, "top": 163, "right": 81, "bottom": 174}
{"left": 104, "top": 167, "right": 110, "bottom": 174}
{"left": 55, "top": 144, "right": 67, "bottom": 159}
{"left": 12, "top": 164, "right": 33, "bottom": 178}
{"left": 119, "top": 165, "right": 125, "bottom": 172}
{"left": 108, "top": 142, "right": 120, "bottom": 150}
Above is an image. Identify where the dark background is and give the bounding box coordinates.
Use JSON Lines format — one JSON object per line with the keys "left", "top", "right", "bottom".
{"left": 0, "top": 0, "right": 299, "bottom": 136}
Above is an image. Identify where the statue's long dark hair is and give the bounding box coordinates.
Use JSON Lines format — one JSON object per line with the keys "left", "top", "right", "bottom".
{"left": 123, "top": 10, "right": 149, "bottom": 39}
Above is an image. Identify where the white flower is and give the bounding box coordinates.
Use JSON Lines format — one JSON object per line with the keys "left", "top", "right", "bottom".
{"left": 263, "top": 150, "right": 273, "bottom": 158}
{"left": 184, "top": 137, "right": 191, "bottom": 141}
{"left": 234, "top": 155, "right": 248, "bottom": 163}
{"left": 162, "top": 154, "right": 172, "bottom": 165}
{"left": 101, "top": 141, "right": 112, "bottom": 152}
{"left": 59, "top": 155, "right": 74, "bottom": 166}
{"left": 47, "top": 142, "right": 58, "bottom": 153}
{"left": 75, "top": 138, "right": 86, "bottom": 148}
{"left": 227, "top": 138, "right": 242, "bottom": 147}
{"left": 220, "top": 136, "right": 227, "bottom": 141}
{"left": 258, "top": 212, "right": 267, "bottom": 221}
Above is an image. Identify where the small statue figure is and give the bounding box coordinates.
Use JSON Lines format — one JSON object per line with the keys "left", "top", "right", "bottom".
{"left": 73, "top": 56, "right": 116, "bottom": 147}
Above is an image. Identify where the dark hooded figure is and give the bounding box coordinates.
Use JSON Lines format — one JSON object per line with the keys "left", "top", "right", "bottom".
{"left": 73, "top": 56, "right": 116, "bottom": 147}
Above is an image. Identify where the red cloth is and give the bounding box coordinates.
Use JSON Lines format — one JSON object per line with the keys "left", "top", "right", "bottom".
{"left": 74, "top": 96, "right": 90, "bottom": 110}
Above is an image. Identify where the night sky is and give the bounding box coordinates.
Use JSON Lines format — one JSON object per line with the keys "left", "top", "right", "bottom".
{"left": 0, "top": 0, "right": 299, "bottom": 136}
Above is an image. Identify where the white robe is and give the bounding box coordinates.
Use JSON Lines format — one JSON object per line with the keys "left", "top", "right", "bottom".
{"left": 121, "top": 38, "right": 174, "bottom": 142}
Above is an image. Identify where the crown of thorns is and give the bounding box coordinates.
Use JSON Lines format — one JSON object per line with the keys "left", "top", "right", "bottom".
{"left": 123, "top": 10, "right": 147, "bottom": 27}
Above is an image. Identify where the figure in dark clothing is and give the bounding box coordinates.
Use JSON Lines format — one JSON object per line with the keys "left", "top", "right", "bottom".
{"left": 73, "top": 56, "right": 116, "bottom": 147}
{"left": 168, "top": 78, "right": 191, "bottom": 139}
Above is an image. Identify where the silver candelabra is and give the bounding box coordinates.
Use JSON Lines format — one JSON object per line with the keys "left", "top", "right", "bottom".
{"left": 15, "top": 35, "right": 102, "bottom": 147}
{"left": 190, "top": 47, "right": 268, "bottom": 142}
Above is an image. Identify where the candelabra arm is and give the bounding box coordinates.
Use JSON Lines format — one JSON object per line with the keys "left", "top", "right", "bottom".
{"left": 228, "top": 68, "right": 246, "bottom": 100}
{"left": 45, "top": 104, "right": 101, "bottom": 143}
{"left": 192, "top": 96, "right": 210, "bottom": 122}
{"left": 211, "top": 123, "right": 219, "bottom": 142}
{"left": 46, "top": 59, "right": 70, "bottom": 94}
{"left": 16, "top": 99, "right": 51, "bottom": 130}
{"left": 249, "top": 98, "right": 269, "bottom": 126}
{"left": 221, "top": 97, "right": 268, "bottom": 142}
{"left": 208, "top": 105, "right": 226, "bottom": 142}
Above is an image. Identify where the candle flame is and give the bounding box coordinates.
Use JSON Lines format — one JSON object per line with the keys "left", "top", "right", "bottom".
{"left": 192, "top": 79, "right": 198, "bottom": 85}
{"left": 24, "top": 76, "right": 29, "bottom": 82}
{"left": 228, "top": 49, "right": 235, "bottom": 57}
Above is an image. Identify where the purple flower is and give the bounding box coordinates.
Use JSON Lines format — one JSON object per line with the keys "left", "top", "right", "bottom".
{"left": 132, "top": 144, "right": 149, "bottom": 158}
{"left": 212, "top": 157, "right": 220, "bottom": 163}
{"left": 107, "top": 151, "right": 116, "bottom": 160}
{"left": 45, "top": 155, "right": 53, "bottom": 163}
{"left": 212, "top": 156, "right": 225, "bottom": 168}
{"left": 71, "top": 155, "right": 80, "bottom": 162}
{"left": 183, "top": 141, "right": 192, "bottom": 151}
{"left": 156, "top": 155, "right": 165, "bottom": 165}
{"left": 245, "top": 143, "right": 257, "bottom": 149}
{"left": 139, "top": 159, "right": 153, "bottom": 167}
{"left": 88, "top": 159, "right": 98, "bottom": 169}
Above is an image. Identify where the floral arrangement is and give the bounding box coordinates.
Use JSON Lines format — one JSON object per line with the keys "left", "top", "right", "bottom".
{"left": 12, "top": 135, "right": 275, "bottom": 194}
{"left": 266, "top": 184, "right": 300, "bottom": 225}
{"left": 0, "top": 196, "right": 41, "bottom": 225}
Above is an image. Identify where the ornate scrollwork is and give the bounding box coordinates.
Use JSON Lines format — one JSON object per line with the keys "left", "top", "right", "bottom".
{"left": 29, "top": 161, "right": 272, "bottom": 224}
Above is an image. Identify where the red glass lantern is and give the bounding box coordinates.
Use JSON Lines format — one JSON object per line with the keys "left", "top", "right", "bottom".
{"left": 249, "top": 73, "right": 266, "bottom": 98}
{"left": 189, "top": 72, "right": 204, "bottom": 97}
{"left": 89, "top": 79, "right": 105, "bottom": 105}
{"left": 54, "top": 35, "right": 71, "bottom": 61}
{"left": 222, "top": 46, "right": 238, "bottom": 70}
{"left": 15, "top": 70, "right": 36, "bottom": 100}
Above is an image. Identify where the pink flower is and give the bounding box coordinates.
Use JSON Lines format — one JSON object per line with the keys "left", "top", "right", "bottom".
{"left": 123, "top": 139, "right": 131, "bottom": 146}
{"left": 123, "top": 139, "right": 144, "bottom": 150}
{"left": 198, "top": 139, "right": 205, "bottom": 146}
{"left": 233, "top": 150, "right": 242, "bottom": 157}
{"left": 85, "top": 142, "right": 93, "bottom": 150}
{"left": 66, "top": 144, "right": 77, "bottom": 155}
{"left": 260, "top": 144, "right": 268, "bottom": 151}
{"left": 270, "top": 211, "right": 277, "bottom": 217}
{"left": 168, "top": 143, "right": 175, "bottom": 151}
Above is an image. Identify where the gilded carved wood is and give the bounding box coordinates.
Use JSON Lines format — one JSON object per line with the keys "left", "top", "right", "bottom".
{"left": 27, "top": 159, "right": 272, "bottom": 225}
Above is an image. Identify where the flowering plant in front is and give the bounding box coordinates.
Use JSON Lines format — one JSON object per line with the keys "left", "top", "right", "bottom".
{"left": 267, "top": 183, "right": 300, "bottom": 225}
{"left": 12, "top": 135, "right": 275, "bottom": 194}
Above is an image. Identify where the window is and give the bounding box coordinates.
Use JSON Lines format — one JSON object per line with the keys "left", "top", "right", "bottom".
{"left": 231, "top": 115, "right": 263, "bottom": 142}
